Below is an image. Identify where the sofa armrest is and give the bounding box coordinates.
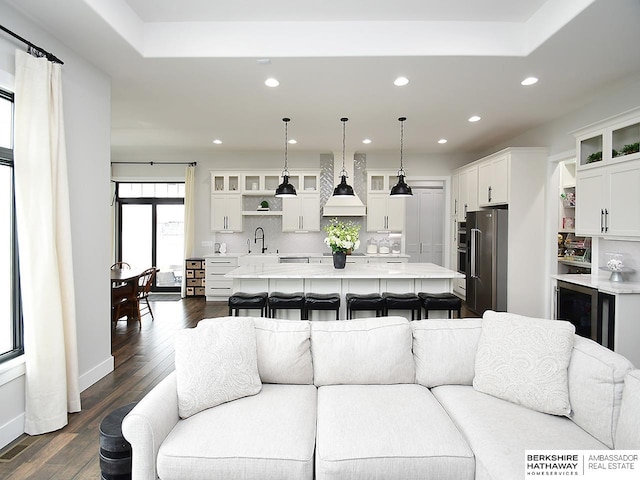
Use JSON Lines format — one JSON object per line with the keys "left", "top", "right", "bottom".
{"left": 122, "top": 371, "right": 179, "bottom": 480}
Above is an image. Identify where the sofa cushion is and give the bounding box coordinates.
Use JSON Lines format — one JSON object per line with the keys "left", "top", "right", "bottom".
{"left": 568, "top": 335, "right": 633, "bottom": 449}
{"left": 157, "top": 384, "right": 317, "bottom": 480}
{"left": 200, "top": 316, "right": 313, "bottom": 384}
{"left": 316, "top": 384, "right": 474, "bottom": 480}
{"left": 432, "top": 385, "right": 608, "bottom": 480}
{"left": 615, "top": 370, "right": 640, "bottom": 449}
{"left": 175, "top": 318, "right": 261, "bottom": 418}
{"left": 412, "top": 319, "right": 482, "bottom": 387}
{"left": 311, "top": 316, "right": 415, "bottom": 386}
{"left": 473, "top": 311, "right": 574, "bottom": 416}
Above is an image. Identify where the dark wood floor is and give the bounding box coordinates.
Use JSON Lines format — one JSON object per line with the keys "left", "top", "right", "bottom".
{"left": 0, "top": 297, "right": 474, "bottom": 479}
{"left": 0, "top": 296, "right": 227, "bottom": 480}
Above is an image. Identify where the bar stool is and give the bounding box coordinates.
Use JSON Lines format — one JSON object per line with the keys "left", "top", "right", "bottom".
{"left": 304, "top": 293, "right": 341, "bottom": 320}
{"left": 382, "top": 292, "right": 422, "bottom": 320}
{"left": 268, "top": 292, "right": 306, "bottom": 319}
{"left": 345, "top": 293, "right": 385, "bottom": 320}
{"left": 228, "top": 292, "right": 268, "bottom": 317}
{"left": 419, "top": 292, "right": 462, "bottom": 319}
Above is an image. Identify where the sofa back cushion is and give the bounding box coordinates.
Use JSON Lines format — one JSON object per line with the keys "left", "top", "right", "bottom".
{"left": 412, "top": 319, "right": 482, "bottom": 387}
{"left": 615, "top": 370, "right": 640, "bottom": 449}
{"left": 568, "top": 335, "right": 633, "bottom": 449}
{"left": 199, "top": 317, "right": 313, "bottom": 385}
{"left": 311, "top": 317, "right": 415, "bottom": 386}
{"left": 473, "top": 311, "right": 575, "bottom": 417}
{"left": 253, "top": 317, "right": 313, "bottom": 384}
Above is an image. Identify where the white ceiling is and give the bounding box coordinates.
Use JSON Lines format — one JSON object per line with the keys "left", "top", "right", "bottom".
{"left": 5, "top": 0, "right": 640, "bottom": 160}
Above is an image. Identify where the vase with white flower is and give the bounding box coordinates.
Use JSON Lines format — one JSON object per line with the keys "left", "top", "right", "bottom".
{"left": 324, "top": 218, "right": 361, "bottom": 269}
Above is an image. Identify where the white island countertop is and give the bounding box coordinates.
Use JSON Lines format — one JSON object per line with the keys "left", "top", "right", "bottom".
{"left": 225, "top": 262, "right": 463, "bottom": 279}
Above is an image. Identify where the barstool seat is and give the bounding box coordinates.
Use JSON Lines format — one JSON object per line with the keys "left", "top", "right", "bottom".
{"left": 268, "top": 292, "right": 305, "bottom": 319}
{"left": 419, "top": 292, "right": 462, "bottom": 319}
{"left": 345, "top": 293, "right": 385, "bottom": 320}
{"left": 228, "top": 292, "right": 268, "bottom": 316}
{"left": 304, "top": 293, "right": 341, "bottom": 320}
{"left": 382, "top": 292, "right": 422, "bottom": 320}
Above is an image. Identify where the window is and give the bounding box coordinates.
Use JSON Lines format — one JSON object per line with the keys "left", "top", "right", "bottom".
{"left": 0, "top": 88, "right": 23, "bottom": 363}
{"left": 116, "top": 183, "right": 185, "bottom": 291}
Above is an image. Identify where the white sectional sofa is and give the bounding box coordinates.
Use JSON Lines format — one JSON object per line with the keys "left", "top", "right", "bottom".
{"left": 122, "top": 313, "right": 639, "bottom": 480}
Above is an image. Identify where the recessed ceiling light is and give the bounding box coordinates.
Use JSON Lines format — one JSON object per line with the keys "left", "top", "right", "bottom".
{"left": 438, "top": 139, "right": 448, "bottom": 144}
{"left": 521, "top": 76, "right": 539, "bottom": 86}
{"left": 394, "top": 76, "right": 409, "bottom": 87}
{"left": 265, "top": 78, "right": 279, "bottom": 87}
{"left": 212, "top": 139, "right": 222, "bottom": 145}
{"left": 362, "top": 138, "right": 372, "bottom": 144}
{"left": 288, "top": 139, "right": 297, "bottom": 144}
{"left": 468, "top": 115, "right": 482, "bottom": 123}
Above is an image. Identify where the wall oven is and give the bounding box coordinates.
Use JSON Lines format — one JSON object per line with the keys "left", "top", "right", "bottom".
{"left": 555, "top": 280, "right": 615, "bottom": 349}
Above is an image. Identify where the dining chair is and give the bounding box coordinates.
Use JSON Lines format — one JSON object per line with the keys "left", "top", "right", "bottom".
{"left": 136, "top": 267, "right": 157, "bottom": 321}
{"left": 111, "top": 261, "right": 131, "bottom": 270}
{"left": 112, "top": 281, "right": 137, "bottom": 326}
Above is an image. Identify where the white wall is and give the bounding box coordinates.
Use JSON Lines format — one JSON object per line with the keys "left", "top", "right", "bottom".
{"left": 0, "top": 3, "right": 112, "bottom": 448}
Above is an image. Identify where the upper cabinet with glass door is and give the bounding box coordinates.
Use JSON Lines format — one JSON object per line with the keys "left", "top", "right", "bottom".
{"left": 576, "top": 108, "right": 640, "bottom": 170}
{"left": 211, "top": 173, "right": 240, "bottom": 193}
{"left": 241, "top": 171, "right": 319, "bottom": 195}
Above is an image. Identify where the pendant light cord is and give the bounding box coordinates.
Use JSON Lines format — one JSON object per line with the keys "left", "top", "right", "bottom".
{"left": 283, "top": 117, "right": 290, "bottom": 175}
{"left": 340, "top": 117, "right": 348, "bottom": 176}
{"left": 398, "top": 116, "right": 406, "bottom": 176}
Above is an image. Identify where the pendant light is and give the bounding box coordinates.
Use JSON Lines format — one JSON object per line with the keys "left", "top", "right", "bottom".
{"left": 275, "top": 117, "right": 297, "bottom": 197}
{"left": 333, "top": 117, "right": 355, "bottom": 196}
{"left": 390, "top": 116, "right": 413, "bottom": 197}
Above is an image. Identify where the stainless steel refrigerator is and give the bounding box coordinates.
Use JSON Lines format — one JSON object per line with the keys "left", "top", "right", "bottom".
{"left": 466, "top": 209, "right": 508, "bottom": 315}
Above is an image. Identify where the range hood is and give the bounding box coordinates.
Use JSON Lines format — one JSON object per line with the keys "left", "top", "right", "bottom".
{"left": 322, "top": 151, "right": 367, "bottom": 217}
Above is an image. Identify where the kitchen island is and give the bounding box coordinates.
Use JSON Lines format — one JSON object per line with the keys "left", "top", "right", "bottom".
{"left": 225, "top": 262, "right": 464, "bottom": 320}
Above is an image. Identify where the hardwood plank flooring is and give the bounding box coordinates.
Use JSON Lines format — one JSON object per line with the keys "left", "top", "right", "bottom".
{"left": 0, "top": 296, "right": 474, "bottom": 479}
{"left": 0, "top": 296, "right": 227, "bottom": 480}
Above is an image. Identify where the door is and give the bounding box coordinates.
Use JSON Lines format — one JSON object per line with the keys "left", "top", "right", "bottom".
{"left": 405, "top": 188, "right": 444, "bottom": 264}
{"left": 117, "top": 182, "right": 185, "bottom": 292}
{"left": 467, "top": 211, "right": 495, "bottom": 314}
{"left": 607, "top": 160, "right": 640, "bottom": 236}
{"left": 576, "top": 168, "right": 606, "bottom": 235}
{"left": 474, "top": 211, "right": 496, "bottom": 314}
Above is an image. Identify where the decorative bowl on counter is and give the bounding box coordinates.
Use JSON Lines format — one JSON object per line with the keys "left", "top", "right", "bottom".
{"left": 600, "top": 252, "right": 634, "bottom": 282}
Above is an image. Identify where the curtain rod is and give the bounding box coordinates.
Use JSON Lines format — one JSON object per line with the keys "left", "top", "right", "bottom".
{"left": 0, "top": 24, "right": 64, "bottom": 65}
{"left": 111, "top": 161, "right": 197, "bottom": 166}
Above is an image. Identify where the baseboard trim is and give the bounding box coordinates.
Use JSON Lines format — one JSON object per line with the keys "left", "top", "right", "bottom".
{"left": 0, "top": 413, "right": 24, "bottom": 451}
{"left": 79, "top": 355, "right": 114, "bottom": 393}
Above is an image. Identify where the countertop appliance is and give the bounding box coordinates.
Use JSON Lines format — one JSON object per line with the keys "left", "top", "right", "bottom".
{"left": 466, "top": 209, "right": 508, "bottom": 315}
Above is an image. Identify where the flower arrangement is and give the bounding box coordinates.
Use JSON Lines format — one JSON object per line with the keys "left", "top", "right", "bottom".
{"left": 324, "top": 218, "right": 360, "bottom": 253}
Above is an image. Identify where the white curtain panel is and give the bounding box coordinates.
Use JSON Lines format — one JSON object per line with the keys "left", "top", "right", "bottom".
{"left": 14, "top": 50, "right": 81, "bottom": 434}
{"left": 181, "top": 165, "right": 196, "bottom": 297}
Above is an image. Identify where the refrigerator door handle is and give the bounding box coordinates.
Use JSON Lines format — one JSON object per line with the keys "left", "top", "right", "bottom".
{"left": 470, "top": 228, "right": 480, "bottom": 278}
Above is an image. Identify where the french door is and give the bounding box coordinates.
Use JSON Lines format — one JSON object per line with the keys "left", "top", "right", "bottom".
{"left": 116, "top": 183, "right": 185, "bottom": 292}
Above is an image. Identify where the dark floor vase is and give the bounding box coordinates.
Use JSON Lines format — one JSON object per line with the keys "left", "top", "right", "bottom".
{"left": 333, "top": 251, "right": 346, "bottom": 269}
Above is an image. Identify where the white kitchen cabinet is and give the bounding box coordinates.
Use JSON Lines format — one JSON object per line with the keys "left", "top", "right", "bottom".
{"left": 478, "top": 153, "right": 509, "bottom": 206}
{"left": 205, "top": 255, "right": 239, "bottom": 301}
{"left": 575, "top": 108, "right": 640, "bottom": 171}
{"left": 211, "top": 173, "right": 240, "bottom": 193}
{"left": 282, "top": 193, "right": 320, "bottom": 232}
{"left": 366, "top": 193, "right": 405, "bottom": 232}
{"left": 576, "top": 159, "right": 640, "bottom": 237}
{"left": 456, "top": 164, "right": 478, "bottom": 221}
{"left": 211, "top": 194, "right": 243, "bottom": 232}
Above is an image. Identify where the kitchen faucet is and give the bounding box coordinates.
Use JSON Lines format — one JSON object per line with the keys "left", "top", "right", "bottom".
{"left": 254, "top": 227, "right": 267, "bottom": 253}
